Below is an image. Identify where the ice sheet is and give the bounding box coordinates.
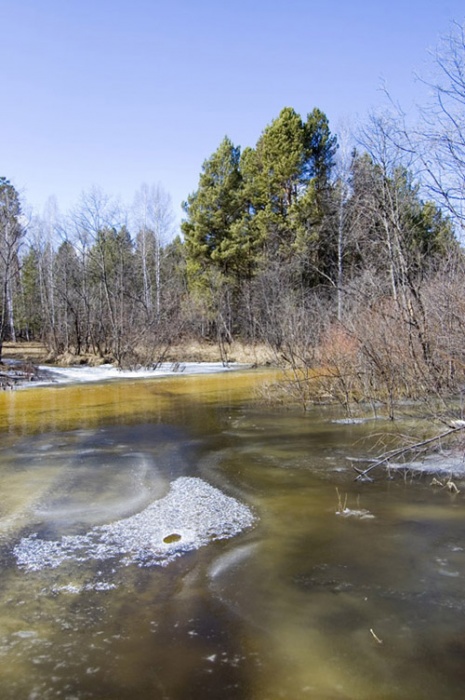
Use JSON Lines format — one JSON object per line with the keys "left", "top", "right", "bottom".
{"left": 14, "top": 477, "right": 255, "bottom": 572}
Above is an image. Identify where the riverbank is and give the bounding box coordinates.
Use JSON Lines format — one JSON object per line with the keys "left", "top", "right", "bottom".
{"left": 1, "top": 340, "right": 275, "bottom": 367}
{"left": 0, "top": 340, "right": 275, "bottom": 390}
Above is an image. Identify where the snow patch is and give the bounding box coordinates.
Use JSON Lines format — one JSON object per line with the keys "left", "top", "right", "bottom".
{"left": 26, "top": 362, "right": 248, "bottom": 388}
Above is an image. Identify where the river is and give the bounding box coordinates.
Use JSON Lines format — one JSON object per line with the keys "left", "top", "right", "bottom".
{"left": 0, "top": 368, "right": 465, "bottom": 699}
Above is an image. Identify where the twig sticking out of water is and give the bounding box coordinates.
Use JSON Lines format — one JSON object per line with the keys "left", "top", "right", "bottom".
{"left": 370, "top": 628, "right": 383, "bottom": 645}
{"left": 335, "top": 488, "right": 348, "bottom": 513}
{"left": 353, "top": 426, "right": 464, "bottom": 482}
{"left": 430, "top": 476, "right": 460, "bottom": 494}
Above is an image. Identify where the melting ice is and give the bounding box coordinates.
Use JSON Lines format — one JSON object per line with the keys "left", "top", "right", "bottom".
{"left": 14, "top": 477, "right": 255, "bottom": 573}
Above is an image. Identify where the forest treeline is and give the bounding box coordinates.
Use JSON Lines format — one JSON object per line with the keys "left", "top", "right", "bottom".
{"left": 1, "top": 23, "right": 465, "bottom": 410}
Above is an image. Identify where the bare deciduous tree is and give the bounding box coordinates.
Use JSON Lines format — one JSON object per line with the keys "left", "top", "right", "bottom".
{"left": 0, "top": 178, "right": 26, "bottom": 359}
{"left": 409, "top": 22, "right": 465, "bottom": 231}
{"left": 132, "top": 183, "right": 175, "bottom": 320}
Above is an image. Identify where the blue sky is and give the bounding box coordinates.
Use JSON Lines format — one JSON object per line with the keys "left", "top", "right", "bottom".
{"left": 1, "top": 0, "right": 464, "bottom": 230}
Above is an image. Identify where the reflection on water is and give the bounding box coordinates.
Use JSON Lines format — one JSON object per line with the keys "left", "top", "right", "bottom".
{"left": 1, "top": 372, "right": 465, "bottom": 699}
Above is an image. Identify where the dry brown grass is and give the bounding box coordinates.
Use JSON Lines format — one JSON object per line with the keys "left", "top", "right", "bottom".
{"left": 162, "top": 339, "right": 274, "bottom": 365}
{"left": 1, "top": 339, "right": 275, "bottom": 367}
{"left": 2, "top": 342, "right": 49, "bottom": 363}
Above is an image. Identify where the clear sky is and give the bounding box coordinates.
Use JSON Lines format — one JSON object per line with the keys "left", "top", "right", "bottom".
{"left": 1, "top": 0, "right": 464, "bottom": 230}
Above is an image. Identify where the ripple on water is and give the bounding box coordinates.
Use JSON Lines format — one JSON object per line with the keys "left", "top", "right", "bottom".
{"left": 13, "top": 477, "right": 256, "bottom": 579}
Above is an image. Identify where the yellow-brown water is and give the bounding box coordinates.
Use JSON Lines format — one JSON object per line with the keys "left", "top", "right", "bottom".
{"left": 1, "top": 371, "right": 465, "bottom": 699}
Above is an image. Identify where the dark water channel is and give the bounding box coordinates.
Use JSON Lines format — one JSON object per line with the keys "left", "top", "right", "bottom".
{"left": 1, "top": 371, "right": 465, "bottom": 699}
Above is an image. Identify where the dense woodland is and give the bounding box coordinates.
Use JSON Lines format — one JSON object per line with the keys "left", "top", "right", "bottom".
{"left": 2, "top": 24, "right": 465, "bottom": 411}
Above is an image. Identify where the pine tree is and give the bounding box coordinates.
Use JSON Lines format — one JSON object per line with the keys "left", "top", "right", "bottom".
{"left": 182, "top": 136, "right": 251, "bottom": 282}
{"left": 240, "top": 107, "right": 337, "bottom": 268}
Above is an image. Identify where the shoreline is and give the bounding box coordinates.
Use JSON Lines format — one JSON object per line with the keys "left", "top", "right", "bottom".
{"left": 0, "top": 340, "right": 275, "bottom": 390}
{"left": 1, "top": 339, "right": 274, "bottom": 366}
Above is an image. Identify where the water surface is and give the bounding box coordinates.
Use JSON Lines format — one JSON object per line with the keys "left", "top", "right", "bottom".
{"left": 1, "top": 371, "right": 465, "bottom": 699}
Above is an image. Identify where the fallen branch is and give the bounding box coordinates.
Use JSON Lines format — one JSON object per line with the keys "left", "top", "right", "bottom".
{"left": 0, "top": 361, "right": 42, "bottom": 390}
{"left": 353, "top": 426, "right": 464, "bottom": 481}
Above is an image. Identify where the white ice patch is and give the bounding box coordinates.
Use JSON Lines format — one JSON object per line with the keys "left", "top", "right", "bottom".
{"left": 390, "top": 452, "right": 465, "bottom": 476}
{"left": 14, "top": 477, "right": 255, "bottom": 572}
{"left": 331, "top": 418, "right": 367, "bottom": 425}
{"left": 336, "top": 508, "right": 375, "bottom": 520}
